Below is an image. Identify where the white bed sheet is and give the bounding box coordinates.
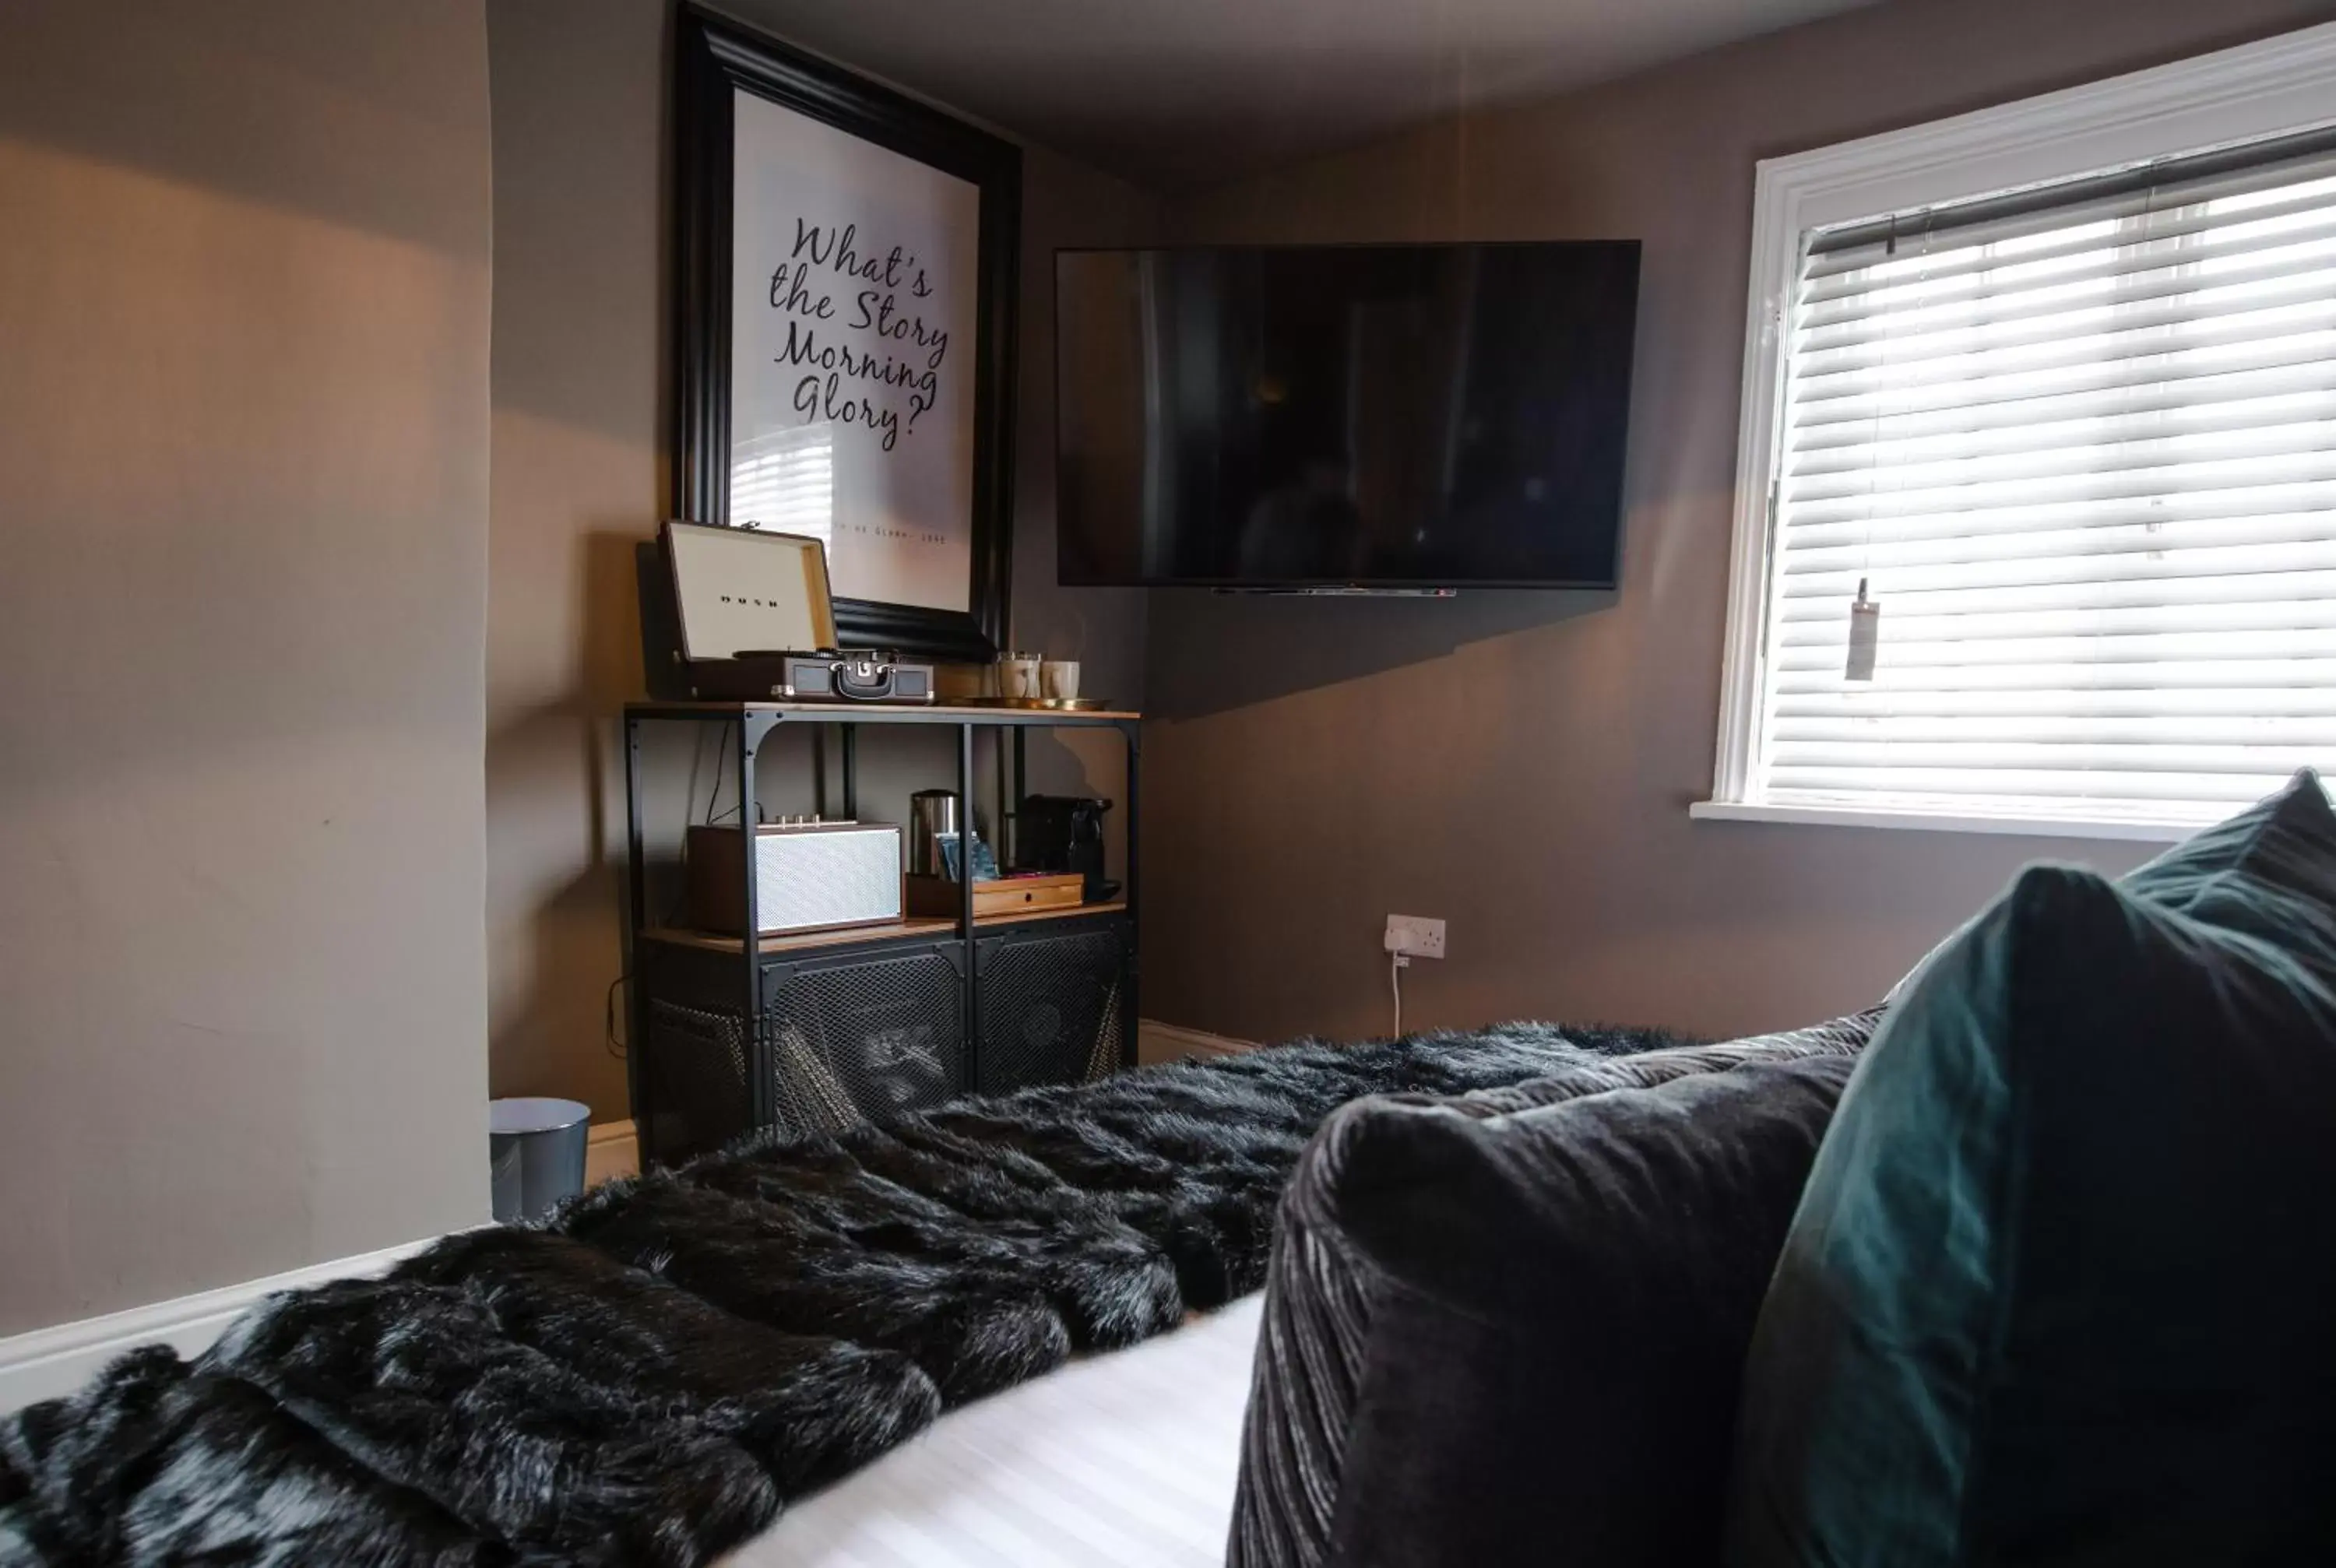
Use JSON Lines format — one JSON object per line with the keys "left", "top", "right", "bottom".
{"left": 723, "top": 1294, "right": 1263, "bottom": 1568}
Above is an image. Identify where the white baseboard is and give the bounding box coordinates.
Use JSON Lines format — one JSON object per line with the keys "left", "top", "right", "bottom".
{"left": 0, "top": 1236, "right": 442, "bottom": 1417}
{"left": 1138, "top": 1018, "right": 1257, "bottom": 1064}
{"left": 587, "top": 1117, "right": 639, "bottom": 1185}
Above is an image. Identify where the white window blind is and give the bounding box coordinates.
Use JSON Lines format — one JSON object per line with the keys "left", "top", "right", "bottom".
{"left": 730, "top": 422, "right": 836, "bottom": 548}
{"left": 1754, "top": 128, "right": 2336, "bottom": 829}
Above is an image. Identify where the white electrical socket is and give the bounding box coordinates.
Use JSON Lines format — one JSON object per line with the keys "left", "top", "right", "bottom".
{"left": 1384, "top": 914, "right": 1446, "bottom": 960}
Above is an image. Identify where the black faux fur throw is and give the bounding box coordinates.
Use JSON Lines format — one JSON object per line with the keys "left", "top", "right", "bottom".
{"left": 0, "top": 1021, "right": 1689, "bottom": 1566}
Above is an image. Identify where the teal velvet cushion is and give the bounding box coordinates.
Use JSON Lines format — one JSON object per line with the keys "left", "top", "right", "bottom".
{"left": 1877, "top": 769, "right": 2336, "bottom": 1006}
{"left": 1726, "top": 775, "right": 2336, "bottom": 1566}
{"left": 2120, "top": 767, "right": 2336, "bottom": 918}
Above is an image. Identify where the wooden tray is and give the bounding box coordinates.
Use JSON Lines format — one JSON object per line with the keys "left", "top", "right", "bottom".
{"left": 905, "top": 872, "right": 1085, "bottom": 919}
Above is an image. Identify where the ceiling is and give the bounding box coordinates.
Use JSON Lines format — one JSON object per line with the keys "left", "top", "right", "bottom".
{"left": 724, "top": 0, "right": 1888, "bottom": 191}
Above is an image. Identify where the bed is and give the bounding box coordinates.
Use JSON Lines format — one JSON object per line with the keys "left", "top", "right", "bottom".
{"left": 724, "top": 1296, "right": 1265, "bottom": 1568}
{"left": 1, "top": 1026, "right": 1689, "bottom": 1563}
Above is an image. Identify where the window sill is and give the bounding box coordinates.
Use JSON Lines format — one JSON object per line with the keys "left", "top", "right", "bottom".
{"left": 1688, "top": 799, "right": 2198, "bottom": 843}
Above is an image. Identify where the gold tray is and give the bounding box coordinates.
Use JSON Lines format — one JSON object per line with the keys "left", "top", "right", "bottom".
{"left": 959, "top": 695, "right": 1111, "bottom": 710}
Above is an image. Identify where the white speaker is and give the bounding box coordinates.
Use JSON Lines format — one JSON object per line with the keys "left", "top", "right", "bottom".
{"left": 686, "top": 823, "right": 902, "bottom": 936}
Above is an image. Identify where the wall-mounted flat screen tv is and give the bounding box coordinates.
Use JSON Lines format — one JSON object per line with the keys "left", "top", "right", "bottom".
{"left": 1054, "top": 241, "right": 1640, "bottom": 589}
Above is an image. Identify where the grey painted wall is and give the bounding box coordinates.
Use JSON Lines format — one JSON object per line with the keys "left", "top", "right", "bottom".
{"left": 483, "top": 0, "right": 671, "bottom": 1123}
{"left": 483, "top": 0, "right": 1158, "bottom": 1117}
{"left": 1140, "top": 0, "right": 2336, "bottom": 1047}
{"left": 0, "top": 0, "right": 494, "bottom": 1335}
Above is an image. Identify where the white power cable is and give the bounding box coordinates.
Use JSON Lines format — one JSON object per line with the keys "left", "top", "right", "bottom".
{"left": 1390, "top": 951, "right": 1409, "bottom": 1038}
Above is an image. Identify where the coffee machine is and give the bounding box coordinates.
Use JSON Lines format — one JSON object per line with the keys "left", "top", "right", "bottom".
{"left": 1014, "top": 796, "right": 1115, "bottom": 901}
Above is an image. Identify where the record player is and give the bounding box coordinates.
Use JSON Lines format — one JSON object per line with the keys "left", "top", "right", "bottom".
{"left": 655, "top": 521, "right": 934, "bottom": 703}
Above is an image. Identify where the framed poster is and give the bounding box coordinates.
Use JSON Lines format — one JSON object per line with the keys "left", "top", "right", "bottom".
{"left": 674, "top": 5, "right": 1020, "bottom": 661}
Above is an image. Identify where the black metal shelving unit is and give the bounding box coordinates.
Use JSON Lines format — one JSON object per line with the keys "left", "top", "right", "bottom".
{"left": 621, "top": 701, "right": 1139, "bottom": 1167}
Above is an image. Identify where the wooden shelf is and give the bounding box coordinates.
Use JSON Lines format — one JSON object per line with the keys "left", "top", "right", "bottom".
{"left": 638, "top": 917, "right": 950, "bottom": 955}
{"left": 627, "top": 699, "right": 1138, "bottom": 726}
{"left": 639, "top": 899, "right": 1128, "bottom": 957}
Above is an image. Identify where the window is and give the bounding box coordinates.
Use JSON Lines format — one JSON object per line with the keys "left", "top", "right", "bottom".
{"left": 1699, "top": 24, "right": 2336, "bottom": 839}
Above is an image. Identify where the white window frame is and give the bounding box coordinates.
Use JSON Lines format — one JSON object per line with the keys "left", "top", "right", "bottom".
{"left": 1694, "top": 21, "right": 2336, "bottom": 842}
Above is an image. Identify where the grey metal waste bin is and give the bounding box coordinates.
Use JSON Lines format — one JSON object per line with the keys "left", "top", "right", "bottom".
{"left": 488, "top": 1097, "right": 591, "bottom": 1222}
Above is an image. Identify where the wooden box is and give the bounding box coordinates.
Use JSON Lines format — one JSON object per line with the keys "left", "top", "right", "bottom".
{"left": 904, "top": 872, "right": 1085, "bottom": 920}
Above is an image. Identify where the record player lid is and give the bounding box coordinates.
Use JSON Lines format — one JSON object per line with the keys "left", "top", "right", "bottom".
{"left": 663, "top": 520, "right": 837, "bottom": 659}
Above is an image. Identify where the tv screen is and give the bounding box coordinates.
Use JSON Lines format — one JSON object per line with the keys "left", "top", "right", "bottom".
{"left": 1054, "top": 241, "right": 1639, "bottom": 589}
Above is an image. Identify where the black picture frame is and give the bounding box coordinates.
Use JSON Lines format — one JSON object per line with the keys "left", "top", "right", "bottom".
{"left": 674, "top": 4, "right": 1020, "bottom": 663}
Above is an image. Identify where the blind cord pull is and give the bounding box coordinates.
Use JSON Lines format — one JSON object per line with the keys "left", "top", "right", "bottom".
{"left": 1846, "top": 578, "right": 1880, "bottom": 682}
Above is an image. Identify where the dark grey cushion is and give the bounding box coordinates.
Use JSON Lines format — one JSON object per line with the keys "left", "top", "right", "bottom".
{"left": 1226, "top": 1014, "right": 1877, "bottom": 1568}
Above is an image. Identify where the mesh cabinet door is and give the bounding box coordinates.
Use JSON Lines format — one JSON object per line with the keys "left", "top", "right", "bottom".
{"left": 763, "top": 947, "right": 965, "bottom": 1134}
{"left": 974, "top": 924, "right": 1128, "bottom": 1094}
{"left": 642, "top": 997, "right": 752, "bottom": 1165}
